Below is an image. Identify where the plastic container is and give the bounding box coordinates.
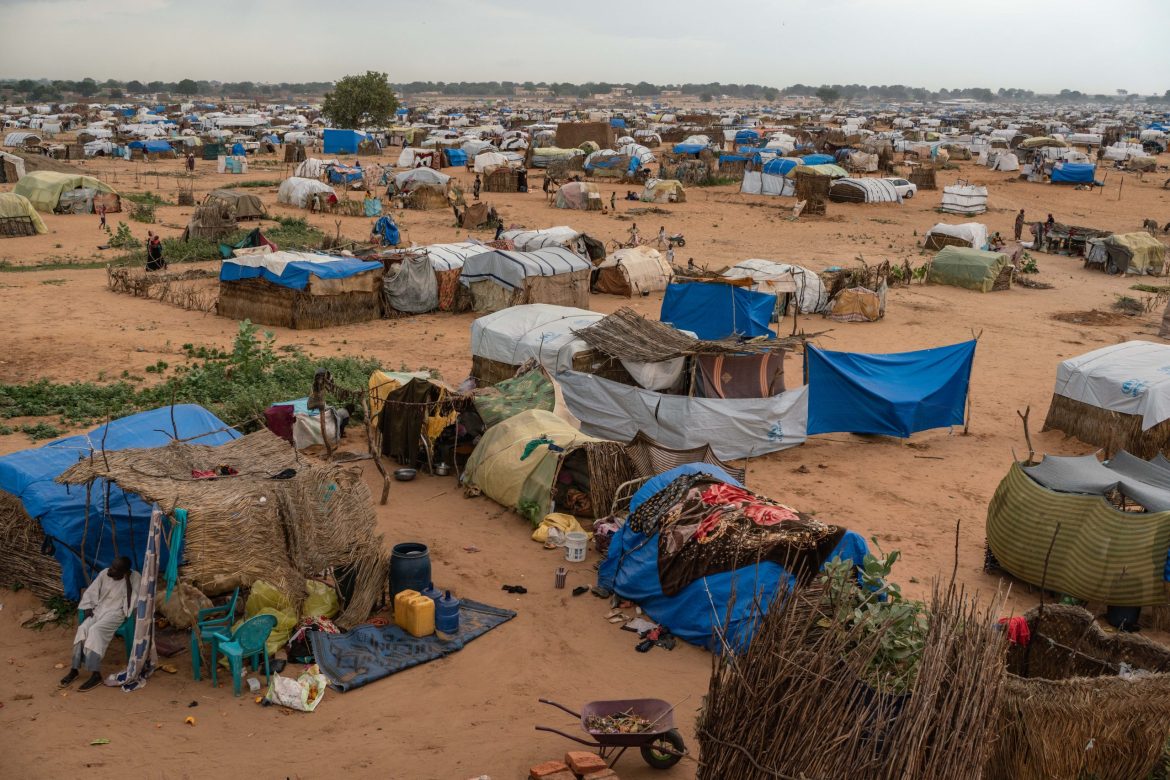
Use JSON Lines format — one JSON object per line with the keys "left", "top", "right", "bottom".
{"left": 390, "top": 542, "right": 432, "bottom": 600}
{"left": 565, "top": 531, "right": 588, "bottom": 563}
{"left": 1105, "top": 605, "right": 1142, "bottom": 632}
{"left": 394, "top": 589, "right": 435, "bottom": 637}
{"left": 435, "top": 590, "right": 461, "bottom": 639}
{"left": 421, "top": 582, "right": 443, "bottom": 604}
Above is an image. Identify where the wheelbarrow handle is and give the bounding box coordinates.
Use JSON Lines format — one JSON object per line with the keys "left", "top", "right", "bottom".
{"left": 538, "top": 698, "right": 582, "bottom": 719}
{"left": 534, "top": 725, "right": 602, "bottom": 748}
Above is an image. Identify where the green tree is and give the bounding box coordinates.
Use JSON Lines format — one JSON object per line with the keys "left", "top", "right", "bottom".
{"left": 700, "top": 92, "right": 713, "bottom": 103}
{"left": 815, "top": 86, "right": 840, "bottom": 103}
{"left": 322, "top": 71, "right": 398, "bottom": 128}
{"left": 176, "top": 78, "right": 199, "bottom": 96}
{"left": 126, "top": 80, "right": 145, "bottom": 94}
{"left": 76, "top": 78, "right": 98, "bottom": 97}
{"left": 109, "top": 88, "right": 124, "bottom": 99}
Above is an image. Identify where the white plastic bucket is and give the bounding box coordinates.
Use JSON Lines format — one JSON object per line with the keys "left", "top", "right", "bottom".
{"left": 564, "top": 531, "right": 588, "bottom": 563}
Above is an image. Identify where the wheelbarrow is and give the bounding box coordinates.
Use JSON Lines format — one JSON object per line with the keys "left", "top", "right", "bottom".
{"left": 534, "top": 697, "right": 687, "bottom": 770}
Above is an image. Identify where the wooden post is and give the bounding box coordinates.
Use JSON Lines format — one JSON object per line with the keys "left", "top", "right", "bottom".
{"left": 363, "top": 393, "right": 391, "bottom": 505}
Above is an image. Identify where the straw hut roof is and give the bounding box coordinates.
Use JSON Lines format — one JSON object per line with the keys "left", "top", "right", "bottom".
{"left": 57, "top": 430, "right": 386, "bottom": 629}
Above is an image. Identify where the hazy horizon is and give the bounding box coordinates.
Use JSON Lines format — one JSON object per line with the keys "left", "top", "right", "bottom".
{"left": 2, "top": 0, "right": 1166, "bottom": 95}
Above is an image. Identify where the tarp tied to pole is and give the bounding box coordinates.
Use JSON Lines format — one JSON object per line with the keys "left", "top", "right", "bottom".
{"left": 805, "top": 341, "right": 976, "bottom": 437}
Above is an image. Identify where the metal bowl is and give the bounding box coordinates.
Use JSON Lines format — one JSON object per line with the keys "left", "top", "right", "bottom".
{"left": 393, "top": 468, "right": 417, "bottom": 482}
{"left": 433, "top": 462, "right": 451, "bottom": 476}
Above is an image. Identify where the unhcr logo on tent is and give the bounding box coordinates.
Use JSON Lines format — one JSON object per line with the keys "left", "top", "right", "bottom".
{"left": 767, "top": 422, "right": 784, "bottom": 441}
{"left": 1122, "top": 379, "right": 1150, "bottom": 397}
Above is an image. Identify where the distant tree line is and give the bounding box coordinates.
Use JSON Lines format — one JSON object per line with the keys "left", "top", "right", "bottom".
{"left": 2, "top": 77, "right": 1167, "bottom": 104}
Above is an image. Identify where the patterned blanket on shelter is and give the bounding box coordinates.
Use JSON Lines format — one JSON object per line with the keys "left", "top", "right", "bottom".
{"left": 628, "top": 473, "right": 845, "bottom": 596}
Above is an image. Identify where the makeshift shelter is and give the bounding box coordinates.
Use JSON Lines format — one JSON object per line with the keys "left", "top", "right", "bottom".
{"left": 322, "top": 129, "right": 367, "bottom": 155}
{"left": 392, "top": 168, "right": 450, "bottom": 210}
{"left": 1043, "top": 341, "right": 1170, "bottom": 458}
{"left": 721, "top": 260, "right": 827, "bottom": 315}
{"left": 592, "top": 246, "right": 673, "bottom": 297}
{"left": 596, "top": 465, "right": 868, "bottom": 649}
{"left": 127, "top": 139, "right": 176, "bottom": 158}
{"left": 0, "top": 192, "right": 47, "bottom": 238}
{"left": 0, "top": 405, "right": 236, "bottom": 601}
{"left": 469, "top": 304, "right": 623, "bottom": 384}
{"left": 218, "top": 251, "right": 383, "bottom": 329}
{"left": 1051, "top": 162, "right": 1097, "bottom": 184}
{"left": 554, "top": 181, "right": 602, "bottom": 210}
{"left": 939, "top": 184, "right": 988, "bottom": 215}
{"left": 294, "top": 158, "right": 339, "bottom": 179}
{"left": 56, "top": 428, "right": 386, "bottom": 630}
{"left": 417, "top": 241, "right": 494, "bottom": 312}
{"left": 986, "top": 454, "right": 1170, "bottom": 607}
{"left": 827, "top": 177, "right": 901, "bottom": 204}
{"left": 641, "top": 179, "right": 686, "bottom": 204}
{"left": 13, "top": 171, "right": 119, "bottom": 214}
{"left": 927, "top": 246, "right": 1013, "bottom": 292}
{"left": 218, "top": 227, "right": 276, "bottom": 259}
{"left": 661, "top": 281, "right": 776, "bottom": 340}
{"left": 277, "top": 177, "right": 335, "bottom": 209}
{"left": 821, "top": 262, "right": 890, "bottom": 323}
{"left": 805, "top": 341, "right": 976, "bottom": 438}
{"left": 923, "top": 222, "right": 988, "bottom": 251}
{"left": 382, "top": 253, "right": 437, "bottom": 315}
{"left": 204, "top": 189, "right": 266, "bottom": 220}
{"left": 182, "top": 200, "right": 237, "bottom": 242}
{"left": 460, "top": 247, "right": 592, "bottom": 313}
{"left": 0, "top": 150, "right": 26, "bottom": 183}
{"left": 740, "top": 169, "right": 795, "bottom": 197}
{"left": 501, "top": 227, "right": 604, "bottom": 261}
{"left": 1086, "top": 232, "right": 1167, "bottom": 276}
{"left": 462, "top": 409, "right": 633, "bottom": 523}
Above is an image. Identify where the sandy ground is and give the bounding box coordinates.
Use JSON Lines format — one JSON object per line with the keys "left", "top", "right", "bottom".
{"left": 1, "top": 143, "right": 1170, "bottom": 779}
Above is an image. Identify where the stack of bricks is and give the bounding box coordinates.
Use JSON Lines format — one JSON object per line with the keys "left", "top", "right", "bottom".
{"left": 529, "top": 751, "right": 619, "bottom": 780}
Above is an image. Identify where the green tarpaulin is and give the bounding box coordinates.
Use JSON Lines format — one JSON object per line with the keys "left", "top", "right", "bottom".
{"left": 473, "top": 369, "right": 555, "bottom": 429}
{"left": 927, "top": 246, "right": 1009, "bottom": 292}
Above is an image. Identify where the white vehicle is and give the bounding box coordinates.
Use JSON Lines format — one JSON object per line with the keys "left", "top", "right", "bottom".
{"left": 884, "top": 177, "right": 917, "bottom": 199}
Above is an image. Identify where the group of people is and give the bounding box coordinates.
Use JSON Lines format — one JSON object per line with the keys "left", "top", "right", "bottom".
{"left": 1014, "top": 208, "right": 1057, "bottom": 248}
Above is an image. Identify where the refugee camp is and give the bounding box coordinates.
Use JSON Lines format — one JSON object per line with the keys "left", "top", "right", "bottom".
{"left": 2, "top": 2, "right": 1170, "bottom": 777}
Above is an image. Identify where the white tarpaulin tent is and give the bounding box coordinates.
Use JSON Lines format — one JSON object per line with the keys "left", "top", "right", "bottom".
{"left": 460, "top": 246, "right": 590, "bottom": 291}
{"left": 294, "top": 158, "right": 339, "bottom": 178}
{"left": 989, "top": 152, "right": 1020, "bottom": 171}
{"left": 940, "top": 184, "right": 988, "bottom": 215}
{"left": 557, "top": 371, "right": 809, "bottom": 459}
{"left": 276, "top": 177, "right": 334, "bottom": 207}
{"left": 470, "top": 304, "right": 602, "bottom": 374}
{"left": 722, "top": 260, "right": 828, "bottom": 314}
{"left": 421, "top": 241, "right": 494, "bottom": 271}
{"left": 593, "top": 246, "right": 673, "bottom": 296}
{"left": 1052, "top": 341, "right": 1170, "bottom": 431}
{"left": 925, "top": 222, "right": 989, "bottom": 250}
{"left": 828, "top": 178, "right": 902, "bottom": 203}
{"left": 740, "top": 171, "right": 795, "bottom": 196}
{"left": 502, "top": 226, "right": 583, "bottom": 253}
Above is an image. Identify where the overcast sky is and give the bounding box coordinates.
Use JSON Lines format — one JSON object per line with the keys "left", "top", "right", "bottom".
{"left": 3, "top": 0, "right": 1166, "bottom": 95}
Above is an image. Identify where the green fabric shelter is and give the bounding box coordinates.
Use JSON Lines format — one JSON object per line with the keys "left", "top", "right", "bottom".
{"left": 986, "top": 463, "right": 1170, "bottom": 606}
{"left": 12, "top": 171, "right": 116, "bottom": 213}
{"left": 927, "top": 246, "right": 1009, "bottom": 292}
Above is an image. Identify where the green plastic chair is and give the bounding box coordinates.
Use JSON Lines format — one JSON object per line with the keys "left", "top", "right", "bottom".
{"left": 189, "top": 587, "right": 240, "bottom": 681}
{"left": 76, "top": 610, "right": 135, "bottom": 655}
{"left": 211, "top": 614, "right": 277, "bottom": 697}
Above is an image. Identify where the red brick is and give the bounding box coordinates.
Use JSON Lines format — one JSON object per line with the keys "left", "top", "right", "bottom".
{"left": 582, "top": 770, "right": 619, "bottom": 780}
{"left": 565, "top": 751, "right": 609, "bottom": 775}
{"left": 529, "top": 760, "right": 570, "bottom": 779}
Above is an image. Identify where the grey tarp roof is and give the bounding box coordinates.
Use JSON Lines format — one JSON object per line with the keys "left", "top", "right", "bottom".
{"left": 1023, "top": 452, "right": 1170, "bottom": 511}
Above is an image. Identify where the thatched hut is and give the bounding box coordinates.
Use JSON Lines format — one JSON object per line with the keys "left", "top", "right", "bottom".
{"left": 182, "top": 201, "right": 238, "bottom": 242}
{"left": 987, "top": 605, "right": 1170, "bottom": 780}
{"left": 392, "top": 168, "right": 451, "bottom": 211}
{"left": 204, "top": 189, "right": 267, "bottom": 220}
{"left": 56, "top": 430, "right": 387, "bottom": 629}
{"left": 218, "top": 251, "right": 384, "bottom": 329}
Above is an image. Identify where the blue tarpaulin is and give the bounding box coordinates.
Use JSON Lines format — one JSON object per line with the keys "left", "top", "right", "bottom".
{"left": 672, "top": 143, "right": 705, "bottom": 155}
{"left": 805, "top": 341, "right": 977, "bottom": 437}
{"left": 231, "top": 142, "right": 246, "bottom": 156}
{"left": 762, "top": 158, "right": 798, "bottom": 176}
{"left": 310, "top": 600, "right": 516, "bottom": 691}
{"left": 326, "top": 165, "right": 363, "bottom": 184}
{"left": 661, "top": 282, "right": 776, "bottom": 340}
{"left": 220, "top": 255, "right": 382, "bottom": 291}
{"left": 323, "top": 128, "right": 366, "bottom": 155}
{"left": 444, "top": 148, "right": 467, "bottom": 167}
{"left": 373, "top": 215, "right": 399, "bottom": 246}
{"left": 128, "top": 140, "right": 174, "bottom": 154}
{"left": 735, "top": 129, "right": 760, "bottom": 144}
{"left": 0, "top": 406, "right": 238, "bottom": 599}
{"left": 598, "top": 465, "right": 869, "bottom": 650}
{"left": 801, "top": 153, "right": 835, "bottom": 165}
{"left": 1051, "top": 163, "right": 1097, "bottom": 184}
{"left": 611, "top": 118, "right": 626, "bottom": 128}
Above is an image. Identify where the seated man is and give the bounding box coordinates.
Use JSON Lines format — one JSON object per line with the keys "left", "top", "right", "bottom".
{"left": 60, "top": 556, "right": 140, "bottom": 692}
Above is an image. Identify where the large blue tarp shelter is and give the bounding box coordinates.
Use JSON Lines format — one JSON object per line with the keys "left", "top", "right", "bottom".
{"left": 672, "top": 143, "right": 706, "bottom": 155}
{"left": 0, "top": 406, "right": 238, "bottom": 599}
{"left": 800, "top": 153, "right": 835, "bottom": 165}
{"left": 762, "top": 158, "right": 799, "bottom": 176}
{"left": 326, "top": 165, "right": 364, "bottom": 184}
{"left": 220, "top": 254, "right": 382, "bottom": 291}
{"left": 1051, "top": 163, "right": 1097, "bottom": 184}
{"left": 128, "top": 139, "right": 174, "bottom": 154}
{"left": 735, "top": 129, "right": 760, "bottom": 144}
{"left": 598, "top": 464, "right": 869, "bottom": 650}
{"left": 805, "top": 341, "right": 977, "bottom": 437}
{"left": 323, "top": 128, "right": 366, "bottom": 155}
{"left": 443, "top": 148, "right": 467, "bottom": 167}
{"left": 661, "top": 282, "right": 776, "bottom": 340}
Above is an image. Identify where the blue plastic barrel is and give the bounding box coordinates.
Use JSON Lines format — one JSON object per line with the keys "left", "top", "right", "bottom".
{"left": 435, "top": 590, "right": 460, "bottom": 637}
{"left": 389, "top": 543, "right": 431, "bottom": 600}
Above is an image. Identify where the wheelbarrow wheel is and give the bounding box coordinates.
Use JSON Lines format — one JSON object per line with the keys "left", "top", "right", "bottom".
{"left": 640, "top": 728, "right": 685, "bottom": 769}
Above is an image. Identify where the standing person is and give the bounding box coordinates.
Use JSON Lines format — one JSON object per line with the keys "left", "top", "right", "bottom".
{"left": 1045, "top": 213, "right": 1055, "bottom": 231}
{"left": 666, "top": 245, "right": 675, "bottom": 266}
{"left": 185, "top": 152, "right": 195, "bottom": 173}
{"left": 495, "top": 222, "right": 505, "bottom": 241}
{"left": 517, "top": 168, "right": 527, "bottom": 193}
{"left": 628, "top": 222, "right": 640, "bottom": 247}
{"left": 657, "top": 225, "right": 666, "bottom": 249}
{"left": 1014, "top": 209, "right": 1025, "bottom": 241}
{"left": 98, "top": 204, "right": 107, "bottom": 231}
{"left": 59, "top": 556, "right": 140, "bottom": 692}
{"left": 145, "top": 231, "right": 165, "bottom": 271}
{"left": 610, "top": 190, "right": 616, "bottom": 212}
{"left": 473, "top": 175, "right": 481, "bottom": 201}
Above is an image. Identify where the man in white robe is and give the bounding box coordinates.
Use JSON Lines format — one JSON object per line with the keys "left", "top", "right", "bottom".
{"left": 60, "top": 556, "right": 140, "bottom": 692}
